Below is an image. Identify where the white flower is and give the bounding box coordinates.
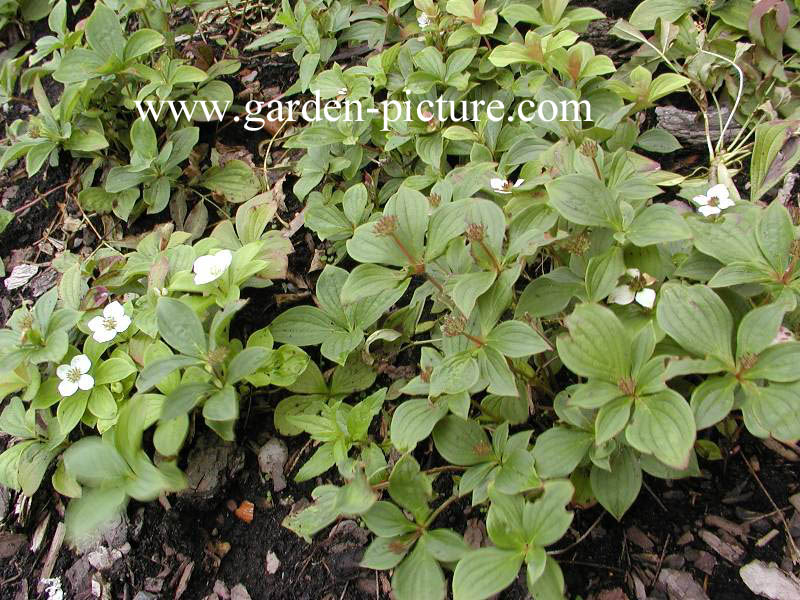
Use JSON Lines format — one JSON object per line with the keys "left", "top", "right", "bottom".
{"left": 193, "top": 249, "right": 233, "bottom": 285}
{"left": 87, "top": 301, "right": 131, "bottom": 343}
{"left": 337, "top": 87, "right": 348, "bottom": 96}
{"left": 608, "top": 268, "right": 657, "bottom": 309}
{"left": 418, "top": 14, "right": 431, "bottom": 28}
{"left": 490, "top": 178, "right": 524, "bottom": 194}
{"left": 56, "top": 355, "right": 94, "bottom": 397}
{"left": 692, "top": 183, "right": 734, "bottom": 217}
{"left": 772, "top": 326, "right": 795, "bottom": 345}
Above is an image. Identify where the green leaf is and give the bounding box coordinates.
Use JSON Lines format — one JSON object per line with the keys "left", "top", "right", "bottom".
{"left": 226, "top": 347, "right": 270, "bottom": 383}
{"left": 636, "top": 128, "right": 681, "bottom": 153}
{"left": 524, "top": 480, "right": 574, "bottom": 546}
{"left": 595, "top": 396, "right": 633, "bottom": 445}
{"left": 430, "top": 353, "right": 479, "bottom": 396}
{"left": 388, "top": 454, "right": 432, "bottom": 523}
{"left": 84, "top": 4, "right": 125, "bottom": 59}
{"left": 423, "top": 528, "right": 470, "bottom": 562}
{"left": 737, "top": 301, "right": 788, "bottom": 358}
{"left": 199, "top": 160, "right": 260, "bottom": 203}
{"left": 629, "top": 0, "right": 700, "bottom": 29}
{"left": 137, "top": 356, "right": 203, "bottom": 393}
{"left": 527, "top": 555, "right": 565, "bottom": 600}
{"left": 390, "top": 398, "right": 448, "bottom": 452}
{"left": 393, "top": 542, "right": 446, "bottom": 600}
{"left": 295, "top": 444, "right": 336, "bottom": 482}
{"left": 363, "top": 501, "right": 416, "bottom": 537}
{"left": 452, "top": 547, "right": 524, "bottom": 600}
{"left": 153, "top": 414, "right": 189, "bottom": 456}
{"left": 546, "top": 174, "right": 619, "bottom": 228}
{"left": 556, "top": 304, "right": 630, "bottom": 383}
{"left": 533, "top": 427, "right": 593, "bottom": 478}
{"left": 282, "top": 474, "right": 376, "bottom": 541}
{"left": 649, "top": 73, "right": 690, "bottom": 102}
{"left": 432, "top": 415, "right": 493, "bottom": 466}
{"left": 452, "top": 271, "right": 496, "bottom": 318}
{"left": 65, "top": 488, "right": 127, "bottom": 543}
{"left": 584, "top": 247, "right": 625, "bottom": 303}
{"left": 270, "top": 306, "right": 338, "bottom": 346}
{"left": 340, "top": 264, "right": 410, "bottom": 305}
{"left": 202, "top": 385, "right": 237, "bottom": 422}
{"left": 627, "top": 204, "right": 690, "bottom": 246}
{"left": 516, "top": 268, "right": 582, "bottom": 318}
{"left": 360, "top": 535, "right": 413, "bottom": 569}
{"left": 479, "top": 347, "right": 518, "bottom": 397}
{"left": 742, "top": 382, "right": 800, "bottom": 442}
{"left": 656, "top": 283, "right": 734, "bottom": 366}
{"left": 156, "top": 298, "right": 207, "bottom": 357}
{"left": 87, "top": 387, "right": 117, "bottom": 420}
{"left": 0, "top": 208, "right": 14, "bottom": 235}
{"left": 626, "top": 389, "right": 696, "bottom": 469}
{"left": 57, "top": 391, "right": 89, "bottom": 434}
{"left": 124, "top": 29, "right": 164, "bottom": 61}
{"left": 160, "top": 383, "right": 213, "bottom": 421}
{"left": 486, "top": 321, "right": 549, "bottom": 357}
{"left": 751, "top": 120, "right": 800, "bottom": 202}
{"left": 743, "top": 342, "right": 800, "bottom": 382}
{"left": 756, "top": 200, "right": 795, "bottom": 273}
{"left": 64, "top": 437, "right": 131, "bottom": 486}
{"left": 690, "top": 376, "right": 736, "bottom": 429}
{"left": 93, "top": 358, "right": 135, "bottom": 385}
{"left": 590, "top": 448, "right": 641, "bottom": 520}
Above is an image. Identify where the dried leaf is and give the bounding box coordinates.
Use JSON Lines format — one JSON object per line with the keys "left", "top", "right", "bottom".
{"left": 740, "top": 560, "right": 800, "bottom": 600}
{"left": 4, "top": 263, "right": 39, "bottom": 290}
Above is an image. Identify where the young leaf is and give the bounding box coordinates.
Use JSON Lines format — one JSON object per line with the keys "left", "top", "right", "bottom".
{"left": 156, "top": 298, "right": 207, "bottom": 358}
{"left": 656, "top": 284, "right": 734, "bottom": 367}
{"left": 452, "top": 547, "right": 524, "bottom": 600}
{"left": 590, "top": 448, "right": 642, "bottom": 520}
{"left": 432, "top": 415, "right": 493, "bottom": 466}
{"left": 556, "top": 304, "right": 631, "bottom": 383}
{"left": 626, "top": 390, "right": 696, "bottom": 469}
{"left": 390, "top": 399, "right": 448, "bottom": 452}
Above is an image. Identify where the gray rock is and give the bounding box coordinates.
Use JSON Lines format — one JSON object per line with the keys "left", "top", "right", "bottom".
{"left": 178, "top": 434, "right": 245, "bottom": 506}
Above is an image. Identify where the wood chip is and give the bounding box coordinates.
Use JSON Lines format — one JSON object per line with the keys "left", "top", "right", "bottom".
{"left": 698, "top": 529, "right": 745, "bottom": 564}
{"left": 0, "top": 532, "right": 27, "bottom": 558}
{"left": 756, "top": 529, "right": 780, "bottom": 548}
{"left": 657, "top": 569, "right": 710, "bottom": 600}
{"left": 174, "top": 561, "right": 194, "bottom": 600}
{"left": 704, "top": 515, "right": 748, "bottom": 540}
{"left": 627, "top": 526, "right": 655, "bottom": 551}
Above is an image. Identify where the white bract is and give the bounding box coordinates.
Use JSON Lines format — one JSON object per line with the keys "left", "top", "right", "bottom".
{"left": 337, "top": 87, "right": 348, "bottom": 95}
{"left": 692, "top": 183, "right": 734, "bottom": 217}
{"left": 772, "top": 326, "right": 795, "bottom": 345}
{"left": 490, "top": 178, "right": 524, "bottom": 194}
{"left": 608, "top": 268, "right": 657, "bottom": 309}
{"left": 418, "top": 14, "right": 430, "bottom": 28}
{"left": 193, "top": 249, "right": 233, "bottom": 285}
{"left": 87, "top": 301, "right": 131, "bottom": 343}
{"left": 56, "top": 355, "right": 94, "bottom": 397}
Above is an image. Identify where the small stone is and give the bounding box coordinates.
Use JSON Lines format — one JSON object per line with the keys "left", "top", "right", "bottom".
{"left": 265, "top": 551, "right": 281, "bottom": 575}
{"left": 230, "top": 584, "right": 252, "bottom": 600}
{"left": 213, "top": 580, "right": 230, "bottom": 599}
{"left": 258, "top": 439, "right": 288, "bottom": 492}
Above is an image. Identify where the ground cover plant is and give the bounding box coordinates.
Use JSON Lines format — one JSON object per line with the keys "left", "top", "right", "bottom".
{"left": 1, "top": 0, "right": 800, "bottom": 598}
